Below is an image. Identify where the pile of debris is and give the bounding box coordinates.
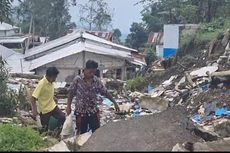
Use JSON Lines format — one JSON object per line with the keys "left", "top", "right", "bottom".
{"left": 125, "top": 41, "right": 230, "bottom": 144}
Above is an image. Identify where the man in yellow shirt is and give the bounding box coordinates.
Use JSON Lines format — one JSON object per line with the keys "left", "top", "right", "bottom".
{"left": 31, "top": 67, "right": 65, "bottom": 130}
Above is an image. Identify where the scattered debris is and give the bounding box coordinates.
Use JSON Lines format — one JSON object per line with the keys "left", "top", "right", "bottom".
{"left": 47, "top": 141, "right": 70, "bottom": 152}
{"left": 172, "top": 137, "right": 230, "bottom": 151}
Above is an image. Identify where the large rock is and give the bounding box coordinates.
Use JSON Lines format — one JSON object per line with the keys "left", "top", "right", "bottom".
{"left": 79, "top": 106, "right": 200, "bottom": 151}
{"left": 140, "top": 96, "right": 169, "bottom": 111}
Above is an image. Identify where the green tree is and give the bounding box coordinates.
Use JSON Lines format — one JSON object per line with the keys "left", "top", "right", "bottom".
{"left": 79, "top": 0, "right": 112, "bottom": 31}
{"left": 142, "top": 13, "right": 163, "bottom": 32}
{"left": 0, "top": 57, "right": 17, "bottom": 116}
{"left": 0, "top": 0, "right": 14, "bottom": 23}
{"left": 145, "top": 44, "right": 157, "bottom": 66}
{"left": 112, "top": 28, "right": 121, "bottom": 43}
{"left": 178, "top": 4, "right": 198, "bottom": 23}
{"left": 138, "top": 0, "right": 230, "bottom": 25}
{"left": 125, "top": 22, "right": 148, "bottom": 50}
{"left": 14, "top": 0, "right": 71, "bottom": 40}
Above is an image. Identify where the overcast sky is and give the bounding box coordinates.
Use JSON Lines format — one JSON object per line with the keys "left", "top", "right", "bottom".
{"left": 69, "top": 0, "right": 143, "bottom": 37}
{"left": 13, "top": 0, "right": 143, "bottom": 39}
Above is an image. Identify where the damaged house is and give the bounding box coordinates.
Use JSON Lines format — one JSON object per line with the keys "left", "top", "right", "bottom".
{"left": 0, "top": 22, "right": 47, "bottom": 54}
{"left": 1, "top": 30, "right": 146, "bottom": 81}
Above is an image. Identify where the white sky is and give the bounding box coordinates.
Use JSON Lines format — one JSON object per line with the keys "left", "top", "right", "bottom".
{"left": 69, "top": 0, "right": 143, "bottom": 36}
{"left": 13, "top": 0, "right": 144, "bottom": 38}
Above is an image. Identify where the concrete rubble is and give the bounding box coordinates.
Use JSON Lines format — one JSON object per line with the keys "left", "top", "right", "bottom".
{"left": 3, "top": 32, "right": 230, "bottom": 151}
{"left": 78, "top": 34, "right": 230, "bottom": 150}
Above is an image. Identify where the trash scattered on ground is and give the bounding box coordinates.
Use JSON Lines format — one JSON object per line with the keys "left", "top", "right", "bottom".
{"left": 76, "top": 130, "right": 92, "bottom": 146}
{"left": 4, "top": 41, "right": 230, "bottom": 151}
{"left": 47, "top": 141, "right": 70, "bottom": 152}
{"left": 61, "top": 114, "right": 75, "bottom": 139}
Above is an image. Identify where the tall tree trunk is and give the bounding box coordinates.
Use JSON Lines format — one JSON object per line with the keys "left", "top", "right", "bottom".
{"left": 207, "top": 0, "right": 212, "bottom": 22}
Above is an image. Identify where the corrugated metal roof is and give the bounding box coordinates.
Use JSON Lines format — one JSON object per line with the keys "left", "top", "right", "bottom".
{"left": 25, "top": 30, "right": 138, "bottom": 59}
{"left": 132, "top": 58, "right": 147, "bottom": 66}
{"left": 29, "top": 41, "right": 133, "bottom": 70}
{"left": 0, "top": 22, "right": 19, "bottom": 31}
{"left": 83, "top": 32, "right": 137, "bottom": 52}
{"left": 25, "top": 30, "right": 82, "bottom": 58}
{"left": 87, "top": 31, "right": 113, "bottom": 41}
{"left": 0, "top": 45, "right": 31, "bottom": 73}
{"left": 147, "top": 32, "right": 164, "bottom": 45}
{"left": 85, "top": 43, "right": 131, "bottom": 59}
{"left": 0, "top": 37, "right": 28, "bottom": 43}
{"left": 0, "top": 45, "right": 15, "bottom": 58}
{"left": 6, "top": 54, "right": 32, "bottom": 74}
{"left": 29, "top": 42, "right": 84, "bottom": 70}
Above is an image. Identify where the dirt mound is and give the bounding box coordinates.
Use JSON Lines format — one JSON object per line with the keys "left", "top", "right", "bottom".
{"left": 79, "top": 106, "right": 201, "bottom": 151}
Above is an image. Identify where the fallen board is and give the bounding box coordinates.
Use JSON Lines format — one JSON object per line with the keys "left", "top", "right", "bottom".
{"left": 190, "top": 66, "right": 218, "bottom": 77}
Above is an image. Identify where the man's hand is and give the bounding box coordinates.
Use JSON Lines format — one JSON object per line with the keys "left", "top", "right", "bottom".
{"left": 31, "top": 97, "right": 38, "bottom": 120}
{"left": 66, "top": 105, "right": 72, "bottom": 116}
{"left": 105, "top": 92, "right": 120, "bottom": 112}
{"left": 31, "top": 110, "right": 38, "bottom": 120}
{"left": 54, "top": 96, "right": 58, "bottom": 103}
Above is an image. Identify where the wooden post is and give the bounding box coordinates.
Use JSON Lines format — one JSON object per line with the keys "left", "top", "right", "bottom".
{"left": 82, "top": 51, "right": 85, "bottom": 70}
{"left": 211, "top": 70, "right": 230, "bottom": 77}
{"left": 121, "top": 66, "right": 127, "bottom": 81}
{"left": 20, "top": 59, "right": 23, "bottom": 73}
{"left": 25, "top": 15, "right": 33, "bottom": 52}
{"left": 185, "top": 72, "right": 196, "bottom": 88}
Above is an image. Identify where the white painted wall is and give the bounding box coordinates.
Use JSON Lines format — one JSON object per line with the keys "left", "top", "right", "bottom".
{"left": 36, "top": 51, "right": 126, "bottom": 81}
{"left": 163, "top": 25, "right": 180, "bottom": 49}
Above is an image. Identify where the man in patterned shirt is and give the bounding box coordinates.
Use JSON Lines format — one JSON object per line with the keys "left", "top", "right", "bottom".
{"left": 66, "top": 60, "right": 120, "bottom": 134}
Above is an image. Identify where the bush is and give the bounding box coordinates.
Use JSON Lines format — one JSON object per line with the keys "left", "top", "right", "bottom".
{"left": 196, "top": 17, "right": 230, "bottom": 45}
{"left": 0, "top": 91, "right": 17, "bottom": 116}
{"left": 0, "top": 124, "right": 48, "bottom": 151}
{"left": 145, "top": 44, "right": 157, "bottom": 66}
{"left": 0, "top": 58, "right": 17, "bottom": 116}
{"left": 178, "top": 18, "right": 230, "bottom": 57}
{"left": 200, "top": 17, "right": 225, "bottom": 33}
{"left": 127, "top": 76, "right": 146, "bottom": 92}
{"left": 17, "top": 85, "right": 31, "bottom": 111}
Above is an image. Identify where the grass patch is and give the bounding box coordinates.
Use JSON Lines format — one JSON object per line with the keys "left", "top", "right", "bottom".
{"left": 0, "top": 124, "right": 48, "bottom": 151}
{"left": 178, "top": 18, "right": 230, "bottom": 57}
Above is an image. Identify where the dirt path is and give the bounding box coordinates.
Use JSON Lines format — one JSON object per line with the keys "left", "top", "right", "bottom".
{"left": 80, "top": 106, "right": 201, "bottom": 151}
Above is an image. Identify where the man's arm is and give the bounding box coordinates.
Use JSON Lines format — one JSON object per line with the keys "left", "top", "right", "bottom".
{"left": 105, "top": 92, "right": 120, "bottom": 112}
{"left": 98, "top": 80, "right": 120, "bottom": 112}
{"left": 66, "top": 78, "right": 78, "bottom": 115}
{"left": 31, "top": 82, "right": 43, "bottom": 119}
{"left": 31, "top": 96, "right": 38, "bottom": 120}
{"left": 66, "top": 94, "right": 73, "bottom": 115}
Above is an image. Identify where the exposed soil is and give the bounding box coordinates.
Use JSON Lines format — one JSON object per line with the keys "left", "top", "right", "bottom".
{"left": 79, "top": 106, "right": 201, "bottom": 151}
